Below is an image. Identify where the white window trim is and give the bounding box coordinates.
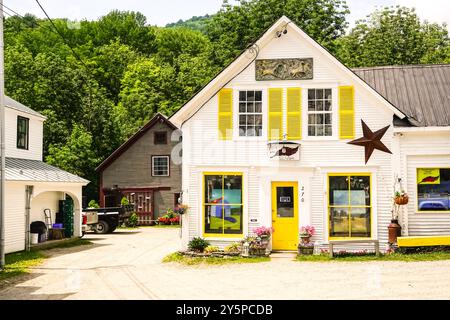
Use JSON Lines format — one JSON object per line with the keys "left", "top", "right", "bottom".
{"left": 151, "top": 156, "right": 170, "bottom": 177}
{"left": 302, "top": 85, "right": 339, "bottom": 141}
{"left": 233, "top": 87, "right": 268, "bottom": 141}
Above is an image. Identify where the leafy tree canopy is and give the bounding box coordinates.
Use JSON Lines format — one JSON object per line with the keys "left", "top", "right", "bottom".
{"left": 336, "top": 6, "right": 450, "bottom": 67}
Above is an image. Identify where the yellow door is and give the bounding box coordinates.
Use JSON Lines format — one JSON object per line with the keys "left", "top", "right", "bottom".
{"left": 271, "top": 182, "right": 299, "bottom": 251}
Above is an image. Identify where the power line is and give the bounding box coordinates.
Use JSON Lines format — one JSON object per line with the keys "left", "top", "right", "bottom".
{"left": 34, "top": 0, "right": 89, "bottom": 71}
{"left": 1, "top": 3, "right": 21, "bottom": 17}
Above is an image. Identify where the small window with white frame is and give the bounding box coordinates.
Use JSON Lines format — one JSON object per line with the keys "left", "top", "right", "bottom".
{"left": 238, "top": 90, "right": 263, "bottom": 137}
{"left": 308, "top": 88, "right": 333, "bottom": 137}
{"left": 152, "top": 156, "right": 170, "bottom": 177}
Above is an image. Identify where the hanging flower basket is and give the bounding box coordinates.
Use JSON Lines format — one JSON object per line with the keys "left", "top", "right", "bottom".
{"left": 394, "top": 193, "right": 409, "bottom": 205}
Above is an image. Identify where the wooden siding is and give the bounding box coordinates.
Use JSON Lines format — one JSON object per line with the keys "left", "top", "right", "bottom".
{"left": 181, "top": 21, "right": 397, "bottom": 249}
{"left": 399, "top": 133, "right": 450, "bottom": 236}
{"left": 5, "top": 182, "right": 26, "bottom": 253}
{"left": 4, "top": 107, "right": 44, "bottom": 161}
{"left": 102, "top": 121, "right": 181, "bottom": 217}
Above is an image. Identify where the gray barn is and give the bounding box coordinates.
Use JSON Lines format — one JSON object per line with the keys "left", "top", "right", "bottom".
{"left": 96, "top": 113, "right": 182, "bottom": 224}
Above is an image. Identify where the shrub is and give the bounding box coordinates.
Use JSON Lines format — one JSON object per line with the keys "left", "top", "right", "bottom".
{"left": 126, "top": 213, "right": 139, "bottom": 228}
{"left": 188, "top": 237, "right": 210, "bottom": 253}
{"left": 224, "top": 242, "right": 241, "bottom": 253}
{"left": 88, "top": 200, "right": 100, "bottom": 209}
{"left": 204, "top": 245, "right": 220, "bottom": 253}
{"left": 121, "top": 197, "right": 130, "bottom": 206}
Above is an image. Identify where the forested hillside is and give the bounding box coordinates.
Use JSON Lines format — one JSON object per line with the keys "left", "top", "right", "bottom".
{"left": 4, "top": 0, "right": 450, "bottom": 199}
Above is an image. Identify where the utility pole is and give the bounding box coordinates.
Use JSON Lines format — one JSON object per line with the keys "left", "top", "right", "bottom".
{"left": 0, "top": 0, "right": 6, "bottom": 270}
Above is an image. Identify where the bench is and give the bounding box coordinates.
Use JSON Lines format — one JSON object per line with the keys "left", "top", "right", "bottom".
{"left": 328, "top": 240, "right": 380, "bottom": 258}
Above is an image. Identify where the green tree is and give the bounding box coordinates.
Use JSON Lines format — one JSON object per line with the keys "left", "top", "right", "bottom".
{"left": 336, "top": 6, "right": 450, "bottom": 67}
{"left": 206, "top": 0, "right": 349, "bottom": 65}
{"left": 46, "top": 124, "right": 100, "bottom": 178}
{"left": 116, "top": 58, "right": 178, "bottom": 138}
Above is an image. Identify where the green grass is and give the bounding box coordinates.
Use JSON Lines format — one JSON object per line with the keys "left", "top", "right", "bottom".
{"left": 163, "top": 252, "right": 270, "bottom": 265}
{"left": 1, "top": 239, "right": 92, "bottom": 283}
{"left": 0, "top": 251, "right": 45, "bottom": 282}
{"left": 296, "top": 251, "right": 450, "bottom": 262}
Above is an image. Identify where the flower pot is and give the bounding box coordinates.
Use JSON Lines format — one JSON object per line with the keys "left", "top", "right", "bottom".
{"left": 388, "top": 219, "right": 402, "bottom": 244}
{"left": 298, "top": 246, "right": 314, "bottom": 255}
{"left": 260, "top": 235, "right": 270, "bottom": 247}
{"left": 394, "top": 195, "right": 409, "bottom": 205}
{"left": 300, "top": 235, "right": 311, "bottom": 244}
{"left": 250, "top": 248, "right": 266, "bottom": 257}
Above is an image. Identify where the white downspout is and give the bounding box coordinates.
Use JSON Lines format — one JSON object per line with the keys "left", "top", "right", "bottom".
{"left": 25, "top": 185, "right": 34, "bottom": 251}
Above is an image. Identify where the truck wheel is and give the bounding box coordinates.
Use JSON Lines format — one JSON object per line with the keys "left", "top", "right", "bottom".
{"left": 94, "top": 220, "right": 109, "bottom": 234}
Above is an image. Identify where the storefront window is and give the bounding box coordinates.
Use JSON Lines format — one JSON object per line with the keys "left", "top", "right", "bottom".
{"left": 204, "top": 173, "right": 243, "bottom": 235}
{"left": 417, "top": 168, "right": 450, "bottom": 212}
{"left": 329, "top": 174, "right": 371, "bottom": 238}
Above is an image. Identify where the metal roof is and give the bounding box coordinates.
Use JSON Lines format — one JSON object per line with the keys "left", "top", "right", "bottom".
{"left": 353, "top": 64, "right": 450, "bottom": 127}
{"left": 5, "top": 157, "right": 89, "bottom": 184}
{"left": 4, "top": 96, "right": 46, "bottom": 119}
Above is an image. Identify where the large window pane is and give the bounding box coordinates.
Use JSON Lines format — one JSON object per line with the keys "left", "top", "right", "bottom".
{"left": 205, "top": 175, "right": 223, "bottom": 204}
{"left": 205, "top": 205, "right": 223, "bottom": 234}
{"left": 329, "top": 176, "right": 349, "bottom": 205}
{"left": 329, "top": 174, "right": 371, "bottom": 238}
{"left": 330, "top": 207, "right": 349, "bottom": 237}
{"left": 350, "top": 176, "right": 371, "bottom": 206}
{"left": 418, "top": 168, "right": 450, "bottom": 211}
{"left": 204, "top": 174, "right": 243, "bottom": 235}
{"left": 350, "top": 208, "right": 371, "bottom": 237}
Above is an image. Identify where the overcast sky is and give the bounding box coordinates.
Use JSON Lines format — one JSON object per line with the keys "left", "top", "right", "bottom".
{"left": 4, "top": 0, "right": 450, "bottom": 30}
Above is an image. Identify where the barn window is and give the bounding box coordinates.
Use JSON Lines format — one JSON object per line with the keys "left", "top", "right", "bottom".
{"left": 154, "top": 131, "right": 167, "bottom": 145}
{"left": 417, "top": 168, "right": 450, "bottom": 212}
{"left": 308, "top": 89, "right": 332, "bottom": 136}
{"left": 152, "top": 156, "right": 170, "bottom": 177}
{"left": 17, "top": 116, "right": 29, "bottom": 150}
{"left": 328, "top": 174, "right": 371, "bottom": 239}
{"left": 204, "top": 173, "right": 243, "bottom": 236}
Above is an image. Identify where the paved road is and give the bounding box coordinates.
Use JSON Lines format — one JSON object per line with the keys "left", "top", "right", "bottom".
{"left": 1, "top": 227, "right": 450, "bottom": 300}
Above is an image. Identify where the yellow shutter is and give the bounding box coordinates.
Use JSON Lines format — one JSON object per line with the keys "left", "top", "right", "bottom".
{"left": 339, "top": 86, "right": 355, "bottom": 139}
{"left": 218, "top": 89, "right": 233, "bottom": 140}
{"left": 286, "top": 88, "right": 302, "bottom": 140}
{"left": 268, "top": 88, "right": 283, "bottom": 140}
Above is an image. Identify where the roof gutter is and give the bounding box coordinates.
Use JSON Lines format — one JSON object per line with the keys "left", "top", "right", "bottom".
{"left": 393, "top": 126, "right": 450, "bottom": 133}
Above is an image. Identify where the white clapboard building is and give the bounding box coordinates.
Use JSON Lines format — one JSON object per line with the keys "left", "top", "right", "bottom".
{"left": 3, "top": 96, "right": 88, "bottom": 253}
{"left": 170, "top": 16, "right": 450, "bottom": 251}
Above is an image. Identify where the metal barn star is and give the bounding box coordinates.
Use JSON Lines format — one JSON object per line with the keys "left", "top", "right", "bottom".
{"left": 348, "top": 120, "right": 392, "bottom": 164}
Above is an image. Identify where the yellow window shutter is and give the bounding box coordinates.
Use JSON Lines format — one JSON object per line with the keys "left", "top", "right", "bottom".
{"left": 218, "top": 88, "right": 233, "bottom": 140}
{"left": 339, "top": 86, "right": 355, "bottom": 139}
{"left": 286, "top": 88, "right": 302, "bottom": 140}
{"left": 268, "top": 88, "right": 283, "bottom": 140}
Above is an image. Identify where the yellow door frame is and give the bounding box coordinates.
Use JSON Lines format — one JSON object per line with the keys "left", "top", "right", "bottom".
{"left": 271, "top": 181, "right": 299, "bottom": 251}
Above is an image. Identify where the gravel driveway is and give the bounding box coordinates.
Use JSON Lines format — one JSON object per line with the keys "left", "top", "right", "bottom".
{"left": 1, "top": 227, "right": 450, "bottom": 300}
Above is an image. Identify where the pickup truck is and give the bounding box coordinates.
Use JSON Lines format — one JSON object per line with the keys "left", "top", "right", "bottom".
{"left": 82, "top": 205, "right": 134, "bottom": 234}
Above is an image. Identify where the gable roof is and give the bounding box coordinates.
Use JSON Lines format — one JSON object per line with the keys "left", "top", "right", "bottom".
{"left": 169, "top": 16, "right": 406, "bottom": 127}
{"left": 96, "top": 113, "right": 178, "bottom": 172}
{"left": 5, "top": 96, "right": 46, "bottom": 119}
{"left": 353, "top": 64, "right": 450, "bottom": 127}
{"left": 6, "top": 157, "right": 89, "bottom": 184}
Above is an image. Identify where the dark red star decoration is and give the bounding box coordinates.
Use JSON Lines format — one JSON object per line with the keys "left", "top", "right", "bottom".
{"left": 348, "top": 120, "right": 392, "bottom": 164}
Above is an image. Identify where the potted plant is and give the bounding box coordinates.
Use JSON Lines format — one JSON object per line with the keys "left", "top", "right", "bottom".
{"left": 299, "top": 225, "right": 315, "bottom": 244}
{"left": 253, "top": 226, "right": 274, "bottom": 247}
{"left": 394, "top": 190, "right": 409, "bottom": 205}
{"left": 298, "top": 225, "right": 316, "bottom": 255}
